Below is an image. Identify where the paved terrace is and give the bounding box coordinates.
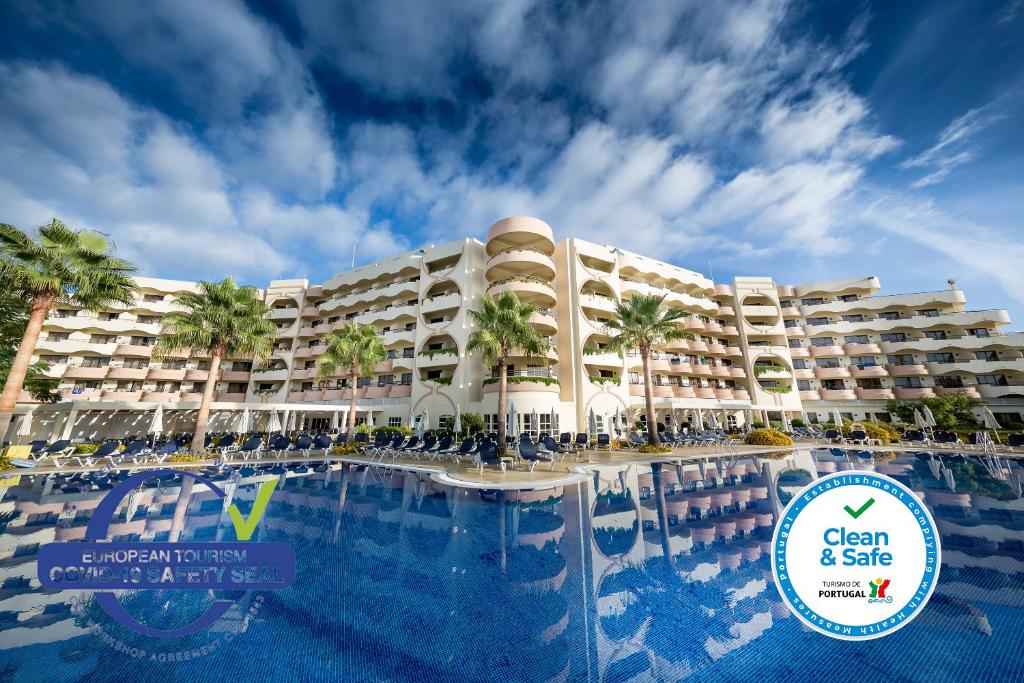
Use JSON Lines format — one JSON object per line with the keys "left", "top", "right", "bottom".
{"left": 5, "top": 441, "right": 1017, "bottom": 490}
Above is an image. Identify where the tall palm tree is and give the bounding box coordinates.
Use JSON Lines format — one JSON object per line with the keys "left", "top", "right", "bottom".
{"left": 606, "top": 293, "right": 692, "bottom": 446}
{"left": 467, "top": 291, "right": 549, "bottom": 453}
{"left": 315, "top": 323, "right": 387, "bottom": 441}
{"left": 155, "top": 278, "right": 276, "bottom": 452}
{"left": 0, "top": 220, "right": 136, "bottom": 437}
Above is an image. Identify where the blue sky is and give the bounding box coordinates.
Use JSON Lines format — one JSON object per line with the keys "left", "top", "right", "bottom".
{"left": 1, "top": 0, "right": 1022, "bottom": 320}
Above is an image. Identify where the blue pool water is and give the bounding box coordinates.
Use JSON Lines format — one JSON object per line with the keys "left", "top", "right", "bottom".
{"left": 0, "top": 449, "right": 1022, "bottom": 682}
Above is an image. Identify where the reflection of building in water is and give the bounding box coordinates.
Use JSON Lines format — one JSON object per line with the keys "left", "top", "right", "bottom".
{"left": 808, "top": 448, "right": 1023, "bottom": 636}
{"left": 580, "top": 458, "right": 788, "bottom": 681}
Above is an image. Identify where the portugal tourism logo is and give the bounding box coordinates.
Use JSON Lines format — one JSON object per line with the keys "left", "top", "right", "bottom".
{"left": 37, "top": 468, "right": 295, "bottom": 639}
{"left": 771, "top": 471, "right": 940, "bottom": 640}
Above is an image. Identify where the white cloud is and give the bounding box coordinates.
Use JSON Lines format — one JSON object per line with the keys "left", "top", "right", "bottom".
{"left": 901, "top": 106, "right": 1003, "bottom": 187}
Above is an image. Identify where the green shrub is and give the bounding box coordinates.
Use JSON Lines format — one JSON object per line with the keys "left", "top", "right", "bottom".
{"left": 458, "top": 412, "right": 486, "bottom": 436}
{"left": 762, "top": 385, "right": 792, "bottom": 394}
{"left": 482, "top": 375, "right": 559, "bottom": 387}
{"left": 589, "top": 375, "right": 620, "bottom": 385}
{"left": 751, "top": 421, "right": 766, "bottom": 429}
{"left": 418, "top": 347, "right": 458, "bottom": 359}
{"left": 424, "top": 376, "right": 453, "bottom": 386}
{"left": 790, "top": 417, "right": 806, "bottom": 428}
{"left": 638, "top": 444, "right": 673, "bottom": 453}
{"left": 885, "top": 394, "right": 981, "bottom": 429}
{"left": 73, "top": 443, "right": 101, "bottom": 454}
{"left": 331, "top": 445, "right": 358, "bottom": 456}
{"left": 744, "top": 428, "right": 793, "bottom": 446}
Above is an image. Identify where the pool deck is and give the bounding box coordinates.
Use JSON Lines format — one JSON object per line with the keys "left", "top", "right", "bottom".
{"left": 6, "top": 440, "right": 1019, "bottom": 489}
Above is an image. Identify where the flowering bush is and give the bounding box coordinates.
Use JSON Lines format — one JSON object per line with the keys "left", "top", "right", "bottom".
{"left": 744, "top": 428, "right": 794, "bottom": 446}
{"left": 331, "top": 445, "right": 358, "bottom": 456}
{"left": 638, "top": 444, "right": 673, "bottom": 453}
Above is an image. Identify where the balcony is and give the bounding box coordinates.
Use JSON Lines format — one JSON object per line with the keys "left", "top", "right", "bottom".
{"left": 63, "top": 365, "right": 109, "bottom": 379}
{"left": 694, "top": 387, "right": 717, "bottom": 399}
{"left": 141, "top": 391, "right": 180, "bottom": 403}
{"left": 528, "top": 311, "right": 558, "bottom": 334}
{"left": 855, "top": 388, "right": 894, "bottom": 400}
{"left": 214, "top": 392, "right": 247, "bottom": 403}
{"left": 416, "top": 352, "right": 458, "bottom": 369}
{"left": 705, "top": 342, "right": 727, "bottom": 355}
{"left": 927, "top": 358, "right": 1024, "bottom": 375}
{"left": 933, "top": 386, "right": 981, "bottom": 399}
{"left": 148, "top": 368, "right": 187, "bottom": 381}
{"left": 268, "top": 307, "right": 299, "bottom": 321}
{"left": 673, "top": 386, "right": 696, "bottom": 399}
{"left": 301, "top": 306, "right": 319, "bottom": 317}
{"left": 819, "top": 389, "right": 857, "bottom": 401}
{"left": 843, "top": 342, "right": 881, "bottom": 355}
{"left": 793, "top": 368, "right": 814, "bottom": 380}
{"left": 304, "top": 390, "right": 325, "bottom": 401}
{"left": 420, "top": 293, "right": 462, "bottom": 315}
{"left": 184, "top": 369, "right": 209, "bottom": 381}
{"left": 653, "top": 385, "right": 674, "bottom": 398}
{"left": 848, "top": 364, "right": 888, "bottom": 379}
{"left": 721, "top": 325, "right": 740, "bottom": 337}
{"left": 886, "top": 363, "right": 928, "bottom": 376}
{"left": 716, "top": 305, "right": 735, "bottom": 317}
{"left": 101, "top": 390, "right": 143, "bottom": 402}
{"left": 813, "top": 366, "right": 851, "bottom": 380}
{"left": 254, "top": 368, "right": 290, "bottom": 382}
{"left": 107, "top": 367, "right": 149, "bottom": 380}
{"left": 179, "top": 392, "right": 204, "bottom": 402}
{"left": 729, "top": 367, "right": 746, "bottom": 379}
{"left": 799, "top": 390, "right": 821, "bottom": 401}
{"left": 482, "top": 378, "right": 559, "bottom": 394}
{"left": 287, "top": 391, "right": 305, "bottom": 402}
{"left": 714, "top": 388, "right": 735, "bottom": 400}
{"left": 893, "top": 387, "right": 935, "bottom": 399}
{"left": 976, "top": 384, "right": 1024, "bottom": 399}
{"left": 809, "top": 345, "right": 845, "bottom": 358}
{"left": 688, "top": 339, "right": 708, "bottom": 353}
{"left": 788, "top": 347, "right": 810, "bottom": 359}
{"left": 485, "top": 249, "right": 556, "bottom": 282}
{"left": 115, "top": 344, "right": 154, "bottom": 357}
{"left": 389, "top": 384, "right": 412, "bottom": 399}
{"left": 785, "top": 326, "right": 805, "bottom": 337}
{"left": 220, "top": 370, "right": 252, "bottom": 383}
{"left": 489, "top": 277, "right": 557, "bottom": 307}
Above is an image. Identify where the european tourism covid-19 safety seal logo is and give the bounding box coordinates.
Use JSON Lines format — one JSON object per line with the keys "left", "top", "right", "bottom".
{"left": 771, "top": 470, "right": 940, "bottom": 640}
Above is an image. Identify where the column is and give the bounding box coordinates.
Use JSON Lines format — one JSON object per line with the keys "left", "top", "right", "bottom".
{"left": 59, "top": 407, "right": 79, "bottom": 441}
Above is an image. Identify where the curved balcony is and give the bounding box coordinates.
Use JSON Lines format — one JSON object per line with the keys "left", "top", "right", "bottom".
{"left": 710, "top": 365, "right": 732, "bottom": 379}
{"left": 673, "top": 385, "right": 696, "bottom": 399}
{"left": 785, "top": 326, "right": 805, "bottom": 337}
{"left": 886, "top": 363, "right": 928, "bottom": 376}
{"left": 215, "top": 392, "right": 248, "bottom": 402}
{"left": 683, "top": 318, "right": 705, "bottom": 333}
{"left": 420, "top": 292, "right": 462, "bottom": 315}
{"left": 893, "top": 387, "right": 935, "bottom": 400}
{"left": 732, "top": 388, "right": 750, "bottom": 401}
{"left": 714, "top": 388, "right": 735, "bottom": 400}
{"left": 220, "top": 370, "right": 252, "bottom": 383}
{"left": 788, "top": 346, "right": 810, "bottom": 359}
{"left": 933, "top": 386, "right": 981, "bottom": 399}
{"left": 486, "top": 216, "right": 555, "bottom": 256}
{"left": 813, "top": 366, "right": 851, "bottom": 380}
{"left": 148, "top": 368, "right": 186, "bottom": 381}
{"left": 799, "top": 389, "right": 821, "bottom": 401}
{"left": 482, "top": 378, "right": 559, "bottom": 395}
{"left": 977, "top": 384, "right": 1024, "bottom": 399}
{"left": 720, "top": 325, "right": 739, "bottom": 337}
{"left": 704, "top": 321, "right": 723, "bottom": 335}
{"left": 848, "top": 364, "right": 888, "bottom": 379}
{"left": 653, "top": 385, "right": 674, "bottom": 398}
{"left": 855, "top": 388, "right": 894, "bottom": 400}
{"left": 716, "top": 305, "right": 735, "bottom": 317}
{"left": 63, "top": 365, "right": 109, "bottom": 379}
{"left": 809, "top": 345, "right": 845, "bottom": 358}
{"left": 724, "top": 345, "right": 742, "bottom": 357}
{"left": 108, "top": 367, "right": 148, "bottom": 380}
{"left": 705, "top": 342, "right": 726, "bottom": 355}
{"left": 819, "top": 389, "right": 857, "bottom": 401}
{"left": 688, "top": 339, "right": 708, "bottom": 353}
{"left": 579, "top": 293, "right": 617, "bottom": 314}
{"left": 184, "top": 369, "right": 209, "bottom": 381}
{"left": 690, "top": 364, "right": 712, "bottom": 377}
{"left": 729, "top": 366, "right": 746, "bottom": 379}
{"left": 115, "top": 343, "right": 153, "bottom": 357}
{"left": 843, "top": 342, "right": 881, "bottom": 355}
{"left": 528, "top": 310, "right": 558, "bottom": 335}
{"left": 694, "top": 387, "right": 717, "bottom": 399}
{"left": 389, "top": 384, "right": 412, "bottom": 399}
{"left": 485, "top": 249, "right": 556, "bottom": 282}
{"left": 488, "top": 277, "right": 557, "bottom": 307}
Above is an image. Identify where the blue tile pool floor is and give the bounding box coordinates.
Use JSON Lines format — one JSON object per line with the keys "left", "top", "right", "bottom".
{"left": 0, "top": 449, "right": 1021, "bottom": 682}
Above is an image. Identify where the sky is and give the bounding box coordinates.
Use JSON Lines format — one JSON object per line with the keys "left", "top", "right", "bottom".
{"left": 1, "top": 0, "right": 1022, "bottom": 321}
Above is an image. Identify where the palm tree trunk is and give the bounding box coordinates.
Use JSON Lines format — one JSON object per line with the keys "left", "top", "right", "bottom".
{"left": 496, "top": 359, "right": 508, "bottom": 455}
{"left": 347, "top": 367, "right": 358, "bottom": 440}
{"left": 0, "top": 295, "right": 53, "bottom": 439}
{"left": 191, "top": 351, "right": 221, "bottom": 452}
{"left": 640, "top": 347, "right": 659, "bottom": 445}
{"left": 651, "top": 463, "right": 672, "bottom": 565}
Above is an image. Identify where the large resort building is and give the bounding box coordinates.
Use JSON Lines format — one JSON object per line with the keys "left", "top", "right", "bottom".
{"left": 7, "top": 216, "right": 1024, "bottom": 441}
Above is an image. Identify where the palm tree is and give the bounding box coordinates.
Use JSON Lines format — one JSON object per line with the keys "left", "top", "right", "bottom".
{"left": 315, "top": 323, "right": 387, "bottom": 441}
{"left": 0, "top": 220, "right": 136, "bottom": 437}
{"left": 466, "top": 291, "right": 550, "bottom": 453}
{"left": 606, "top": 293, "right": 692, "bottom": 446}
{"left": 155, "top": 278, "right": 276, "bottom": 452}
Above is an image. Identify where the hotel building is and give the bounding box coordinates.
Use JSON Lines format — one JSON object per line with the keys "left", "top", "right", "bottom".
{"left": 7, "top": 216, "right": 1024, "bottom": 441}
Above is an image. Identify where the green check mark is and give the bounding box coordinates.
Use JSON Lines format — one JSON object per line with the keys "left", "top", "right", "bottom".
{"left": 843, "top": 497, "right": 875, "bottom": 519}
{"left": 228, "top": 479, "right": 279, "bottom": 541}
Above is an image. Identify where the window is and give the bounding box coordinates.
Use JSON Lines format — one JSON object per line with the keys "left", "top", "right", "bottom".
{"left": 196, "top": 360, "right": 211, "bottom": 370}
{"left": 976, "top": 374, "right": 1008, "bottom": 386}
{"left": 879, "top": 311, "right": 900, "bottom": 320}
{"left": 123, "top": 358, "right": 149, "bottom": 369}
{"left": 130, "top": 336, "right": 157, "bottom": 346}
{"left": 403, "top": 347, "right": 415, "bottom": 358}
{"left": 821, "top": 379, "right": 844, "bottom": 390}
{"left": 88, "top": 334, "right": 115, "bottom": 344}
{"left": 842, "top": 314, "right": 864, "bottom": 323}
{"left": 893, "top": 377, "right": 923, "bottom": 388}
{"left": 788, "top": 340, "right": 802, "bottom": 349}
{"left": 797, "top": 380, "right": 811, "bottom": 390}
{"left": 39, "top": 355, "right": 68, "bottom": 364}
{"left": 849, "top": 356, "right": 877, "bottom": 366}
{"left": 784, "top": 320, "right": 799, "bottom": 328}
{"left": 975, "top": 350, "right": 998, "bottom": 361}
{"left": 817, "top": 358, "right": 840, "bottom": 368}
{"left": 810, "top": 337, "right": 835, "bottom": 347}
{"left": 76, "top": 380, "right": 100, "bottom": 390}
{"left": 925, "top": 353, "right": 955, "bottom": 364}
{"left": 377, "top": 374, "right": 395, "bottom": 386}
{"left": 231, "top": 361, "right": 252, "bottom": 371}
{"left": 259, "top": 383, "right": 274, "bottom": 391}
{"left": 924, "top": 330, "right": 948, "bottom": 340}
{"left": 162, "top": 359, "right": 186, "bottom": 370}
{"left": 936, "top": 376, "right": 964, "bottom": 388}
{"left": 857, "top": 378, "right": 883, "bottom": 389}
{"left": 115, "top": 380, "right": 142, "bottom": 391}
{"left": 226, "top": 383, "right": 247, "bottom": 393}
{"left": 388, "top": 417, "right": 402, "bottom": 428}
{"left": 301, "top": 382, "right": 313, "bottom": 391}
{"left": 98, "top": 312, "right": 118, "bottom": 321}
{"left": 838, "top": 294, "right": 858, "bottom": 302}
{"left": 54, "top": 309, "right": 77, "bottom": 318}
{"left": 137, "top": 315, "right": 160, "bottom": 324}
{"left": 400, "top": 373, "right": 412, "bottom": 385}
{"left": 880, "top": 333, "right": 906, "bottom": 343}
{"left": 844, "top": 335, "right": 869, "bottom": 344}
{"left": 887, "top": 354, "right": 915, "bottom": 365}
{"left": 792, "top": 360, "right": 807, "bottom": 369}
{"left": 143, "top": 294, "right": 164, "bottom": 302}
{"left": 801, "top": 297, "right": 824, "bottom": 306}
{"left": 916, "top": 309, "right": 939, "bottom": 317}
{"left": 967, "top": 328, "right": 990, "bottom": 337}
{"left": 806, "top": 317, "right": 829, "bottom": 326}
{"left": 81, "top": 357, "right": 110, "bottom": 368}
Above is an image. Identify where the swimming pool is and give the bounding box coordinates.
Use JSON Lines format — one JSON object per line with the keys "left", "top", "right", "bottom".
{"left": 0, "top": 448, "right": 1021, "bottom": 682}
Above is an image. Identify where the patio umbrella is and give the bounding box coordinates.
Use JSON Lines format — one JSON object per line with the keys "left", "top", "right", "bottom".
{"left": 414, "top": 411, "right": 424, "bottom": 437}
{"left": 927, "top": 455, "right": 941, "bottom": 480}
{"left": 942, "top": 464, "right": 956, "bottom": 492}
{"left": 421, "top": 406, "right": 427, "bottom": 431}
{"left": 922, "top": 405, "right": 937, "bottom": 429}
{"left": 670, "top": 410, "right": 679, "bottom": 433}
{"left": 454, "top": 406, "right": 462, "bottom": 436}
{"left": 150, "top": 404, "right": 164, "bottom": 436}
{"left": 365, "top": 409, "right": 374, "bottom": 428}
{"left": 16, "top": 409, "right": 34, "bottom": 442}
{"left": 530, "top": 409, "right": 538, "bottom": 435}
{"left": 330, "top": 410, "right": 339, "bottom": 431}
{"left": 982, "top": 406, "right": 1000, "bottom": 429}
{"left": 782, "top": 412, "right": 792, "bottom": 433}
{"left": 708, "top": 410, "right": 720, "bottom": 430}
{"left": 588, "top": 407, "right": 597, "bottom": 436}
{"left": 550, "top": 406, "right": 559, "bottom": 435}
{"left": 289, "top": 410, "right": 299, "bottom": 432}
{"left": 695, "top": 409, "right": 704, "bottom": 430}
{"left": 832, "top": 408, "right": 844, "bottom": 428}
{"left": 267, "top": 408, "right": 281, "bottom": 433}
{"left": 235, "top": 407, "right": 250, "bottom": 434}
{"left": 508, "top": 402, "right": 518, "bottom": 438}
{"left": 913, "top": 409, "right": 928, "bottom": 431}
{"left": 281, "top": 409, "right": 291, "bottom": 434}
